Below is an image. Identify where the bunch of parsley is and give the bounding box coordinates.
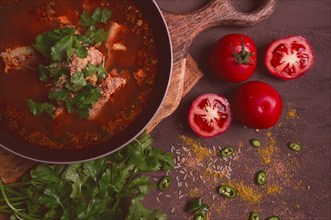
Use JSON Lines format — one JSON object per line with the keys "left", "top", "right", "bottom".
{"left": 0, "top": 133, "right": 174, "bottom": 220}
{"left": 28, "top": 8, "right": 112, "bottom": 119}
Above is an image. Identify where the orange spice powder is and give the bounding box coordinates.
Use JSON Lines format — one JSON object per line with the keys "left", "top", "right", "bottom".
{"left": 258, "top": 131, "right": 279, "bottom": 164}
{"left": 179, "top": 135, "right": 216, "bottom": 162}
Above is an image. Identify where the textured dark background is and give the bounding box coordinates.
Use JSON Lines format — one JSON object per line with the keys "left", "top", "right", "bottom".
{"left": 147, "top": 0, "right": 331, "bottom": 219}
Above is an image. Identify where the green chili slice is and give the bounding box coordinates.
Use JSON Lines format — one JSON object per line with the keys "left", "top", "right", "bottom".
{"left": 256, "top": 170, "right": 266, "bottom": 185}
{"left": 287, "top": 142, "right": 301, "bottom": 152}
{"left": 188, "top": 198, "right": 203, "bottom": 213}
{"left": 195, "top": 214, "right": 206, "bottom": 220}
{"left": 218, "top": 185, "right": 237, "bottom": 198}
{"left": 219, "top": 146, "right": 235, "bottom": 157}
{"left": 249, "top": 212, "right": 260, "bottom": 220}
{"left": 267, "top": 215, "right": 280, "bottom": 220}
{"left": 188, "top": 198, "right": 209, "bottom": 220}
{"left": 250, "top": 138, "right": 262, "bottom": 148}
{"left": 158, "top": 176, "right": 171, "bottom": 191}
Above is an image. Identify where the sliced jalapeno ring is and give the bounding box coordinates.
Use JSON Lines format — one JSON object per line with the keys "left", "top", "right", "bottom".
{"left": 188, "top": 198, "right": 203, "bottom": 213}
{"left": 256, "top": 170, "right": 266, "bottom": 185}
{"left": 287, "top": 142, "right": 301, "bottom": 152}
{"left": 250, "top": 138, "right": 262, "bottom": 148}
{"left": 158, "top": 176, "right": 171, "bottom": 191}
{"left": 218, "top": 185, "right": 237, "bottom": 198}
{"left": 267, "top": 215, "right": 280, "bottom": 220}
{"left": 219, "top": 146, "right": 235, "bottom": 157}
{"left": 194, "top": 214, "right": 206, "bottom": 220}
{"left": 249, "top": 212, "right": 260, "bottom": 220}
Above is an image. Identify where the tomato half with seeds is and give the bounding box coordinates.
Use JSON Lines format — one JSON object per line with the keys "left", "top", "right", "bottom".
{"left": 188, "top": 93, "right": 232, "bottom": 138}
{"left": 231, "top": 81, "right": 283, "bottom": 129}
{"left": 264, "top": 35, "right": 315, "bottom": 80}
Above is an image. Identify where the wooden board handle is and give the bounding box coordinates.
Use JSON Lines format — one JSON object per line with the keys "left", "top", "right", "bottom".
{"left": 162, "top": 0, "right": 277, "bottom": 48}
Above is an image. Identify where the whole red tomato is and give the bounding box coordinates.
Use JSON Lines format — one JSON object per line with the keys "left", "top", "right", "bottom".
{"left": 264, "top": 35, "right": 315, "bottom": 80}
{"left": 188, "top": 93, "right": 232, "bottom": 138}
{"left": 209, "top": 34, "right": 257, "bottom": 82}
{"left": 231, "top": 81, "right": 283, "bottom": 129}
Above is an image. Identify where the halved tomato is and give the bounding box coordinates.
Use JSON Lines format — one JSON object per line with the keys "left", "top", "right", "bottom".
{"left": 188, "top": 93, "right": 232, "bottom": 138}
{"left": 264, "top": 35, "right": 315, "bottom": 80}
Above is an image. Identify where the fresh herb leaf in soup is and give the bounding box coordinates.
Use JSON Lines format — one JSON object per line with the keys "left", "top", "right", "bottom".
{"left": 33, "top": 28, "right": 76, "bottom": 58}
{"left": 27, "top": 99, "right": 56, "bottom": 118}
{"left": 80, "top": 8, "right": 112, "bottom": 27}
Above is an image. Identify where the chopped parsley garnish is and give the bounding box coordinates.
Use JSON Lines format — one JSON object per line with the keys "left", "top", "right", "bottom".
{"left": 80, "top": 8, "right": 112, "bottom": 27}
{"left": 27, "top": 99, "right": 56, "bottom": 118}
{"left": 29, "top": 7, "right": 112, "bottom": 119}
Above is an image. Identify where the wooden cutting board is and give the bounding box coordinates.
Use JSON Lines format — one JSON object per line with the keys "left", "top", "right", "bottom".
{"left": 0, "top": 0, "right": 277, "bottom": 183}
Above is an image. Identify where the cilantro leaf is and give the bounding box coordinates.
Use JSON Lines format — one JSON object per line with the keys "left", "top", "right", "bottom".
{"left": 27, "top": 99, "right": 56, "bottom": 118}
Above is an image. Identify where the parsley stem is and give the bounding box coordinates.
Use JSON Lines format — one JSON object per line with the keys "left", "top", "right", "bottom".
{"left": 0, "top": 180, "right": 39, "bottom": 220}
{"left": 4, "top": 186, "right": 24, "bottom": 197}
{"left": 23, "top": 65, "right": 39, "bottom": 71}
{"left": 0, "top": 208, "right": 12, "bottom": 214}
{"left": 0, "top": 196, "right": 27, "bottom": 203}
{"left": 0, "top": 201, "right": 25, "bottom": 209}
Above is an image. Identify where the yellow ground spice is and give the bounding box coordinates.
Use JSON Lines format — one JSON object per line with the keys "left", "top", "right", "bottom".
{"left": 188, "top": 187, "right": 200, "bottom": 198}
{"left": 266, "top": 185, "right": 282, "bottom": 195}
{"left": 179, "top": 135, "right": 216, "bottom": 162}
{"left": 206, "top": 167, "right": 224, "bottom": 182}
{"left": 258, "top": 131, "right": 279, "bottom": 164}
{"left": 287, "top": 105, "right": 299, "bottom": 120}
{"left": 229, "top": 181, "right": 262, "bottom": 204}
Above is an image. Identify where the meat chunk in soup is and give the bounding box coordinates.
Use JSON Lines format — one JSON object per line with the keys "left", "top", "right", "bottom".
{"left": 89, "top": 74, "right": 126, "bottom": 119}
{"left": 69, "top": 47, "right": 104, "bottom": 74}
{"left": 0, "top": 46, "right": 34, "bottom": 73}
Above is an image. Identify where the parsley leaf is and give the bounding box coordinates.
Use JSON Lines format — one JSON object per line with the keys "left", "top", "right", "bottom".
{"left": 80, "top": 8, "right": 112, "bottom": 27}
{"left": 84, "top": 26, "right": 108, "bottom": 44}
{"left": 39, "top": 63, "right": 69, "bottom": 83}
{"left": 27, "top": 99, "right": 56, "bottom": 118}
{"left": 51, "top": 35, "right": 75, "bottom": 61}
{"left": 69, "top": 72, "right": 87, "bottom": 91}
{"left": 34, "top": 28, "right": 76, "bottom": 58}
{"left": 100, "top": 9, "right": 112, "bottom": 24}
{"left": 83, "top": 63, "right": 107, "bottom": 79}
{"left": 0, "top": 133, "right": 173, "bottom": 220}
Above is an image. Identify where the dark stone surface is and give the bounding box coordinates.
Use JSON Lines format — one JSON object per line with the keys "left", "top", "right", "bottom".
{"left": 148, "top": 0, "right": 331, "bottom": 219}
